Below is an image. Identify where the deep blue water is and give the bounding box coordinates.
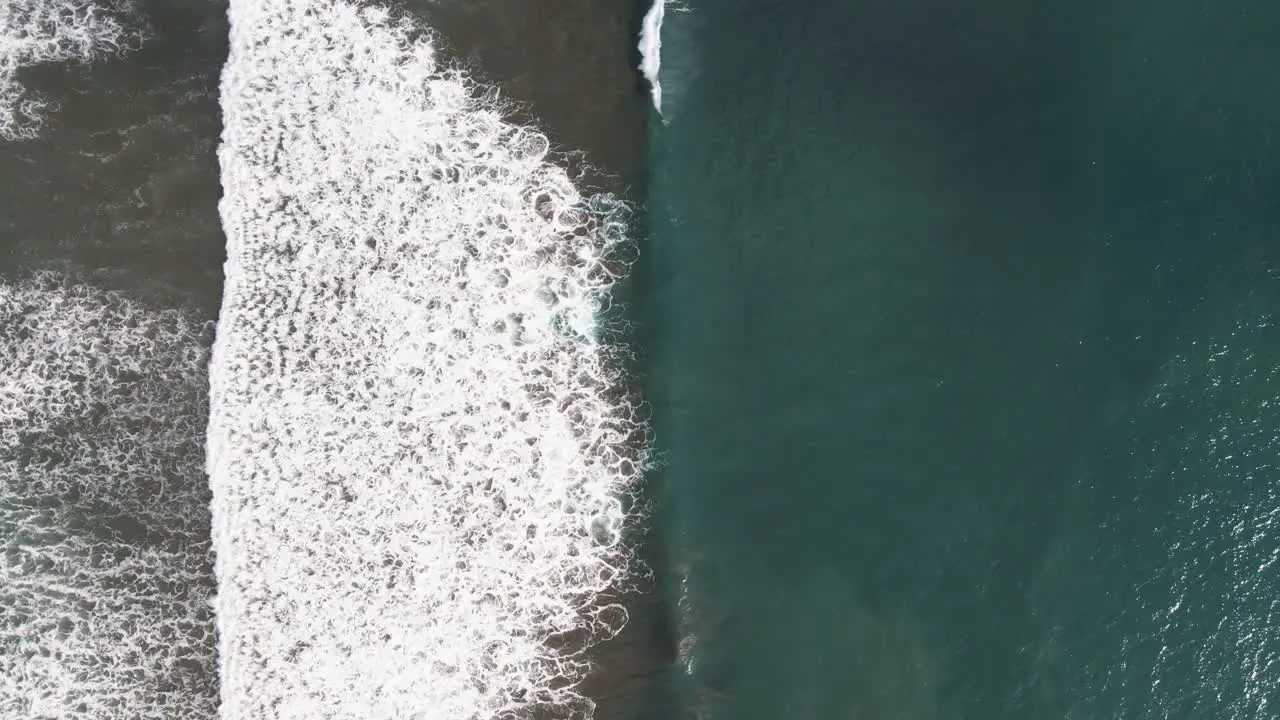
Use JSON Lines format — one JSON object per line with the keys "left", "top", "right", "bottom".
{"left": 647, "top": 1, "right": 1280, "bottom": 717}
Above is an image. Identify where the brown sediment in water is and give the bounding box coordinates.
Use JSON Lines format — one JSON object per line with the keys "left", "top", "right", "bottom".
{"left": 396, "top": 1, "right": 675, "bottom": 717}
{"left": 400, "top": 0, "right": 648, "bottom": 194}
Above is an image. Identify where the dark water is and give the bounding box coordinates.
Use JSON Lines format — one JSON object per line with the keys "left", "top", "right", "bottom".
{"left": 648, "top": 1, "right": 1280, "bottom": 718}
{"left": 0, "top": 0, "right": 227, "bottom": 307}
{"left": 406, "top": 0, "right": 649, "bottom": 193}
{"left": 0, "top": 2, "right": 228, "bottom": 715}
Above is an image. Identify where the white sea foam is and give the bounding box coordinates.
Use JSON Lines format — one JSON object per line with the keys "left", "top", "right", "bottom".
{"left": 0, "top": 0, "right": 140, "bottom": 140}
{"left": 0, "top": 272, "right": 217, "bottom": 719}
{"left": 638, "top": 0, "right": 664, "bottom": 117}
{"left": 211, "top": 2, "right": 648, "bottom": 718}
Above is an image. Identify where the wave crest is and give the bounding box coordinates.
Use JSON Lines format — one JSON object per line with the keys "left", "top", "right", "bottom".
{"left": 639, "top": 0, "right": 664, "bottom": 116}
{"left": 212, "top": 2, "right": 648, "bottom": 718}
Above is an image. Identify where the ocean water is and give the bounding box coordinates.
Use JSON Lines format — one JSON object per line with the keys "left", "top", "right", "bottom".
{"left": 6, "top": 0, "right": 1280, "bottom": 717}
{"left": 1, "top": 2, "right": 225, "bottom": 717}
{"left": 648, "top": 1, "right": 1280, "bottom": 718}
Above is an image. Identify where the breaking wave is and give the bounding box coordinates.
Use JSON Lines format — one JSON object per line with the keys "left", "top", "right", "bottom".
{"left": 0, "top": 0, "right": 140, "bottom": 140}
{"left": 0, "top": 272, "right": 218, "bottom": 719}
{"left": 210, "top": 2, "right": 649, "bottom": 718}
{"left": 638, "top": 0, "right": 664, "bottom": 117}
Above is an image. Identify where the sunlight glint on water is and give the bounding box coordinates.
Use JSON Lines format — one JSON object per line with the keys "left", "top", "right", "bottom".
{"left": 0, "top": 273, "right": 218, "bottom": 719}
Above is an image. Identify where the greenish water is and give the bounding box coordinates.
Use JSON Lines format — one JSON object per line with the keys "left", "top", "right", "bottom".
{"left": 646, "top": 1, "right": 1280, "bottom": 717}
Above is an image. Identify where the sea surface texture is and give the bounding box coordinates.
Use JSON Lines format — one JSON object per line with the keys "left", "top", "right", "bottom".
{"left": 0, "top": 0, "right": 139, "bottom": 139}
{"left": 1, "top": 0, "right": 226, "bottom": 717}
{"left": 210, "top": 1, "right": 647, "bottom": 718}
{"left": 648, "top": 1, "right": 1280, "bottom": 718}
{"left": 6, "top": 0, "right": 1280, "bottom": 718}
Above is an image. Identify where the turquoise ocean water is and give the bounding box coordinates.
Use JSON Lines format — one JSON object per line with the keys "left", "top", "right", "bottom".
{"left": 647, "top": 1, "right": 1280, "bottom": 717}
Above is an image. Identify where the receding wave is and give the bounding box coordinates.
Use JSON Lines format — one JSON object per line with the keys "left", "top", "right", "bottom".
{"left": 0, "top": 272, "right": 218, "bottom": 718}
{"left": 210, "top": 2, "right": 648, "bottom": 718}
{"left": 0, "top": 0, "right": 140, "bottom": 140}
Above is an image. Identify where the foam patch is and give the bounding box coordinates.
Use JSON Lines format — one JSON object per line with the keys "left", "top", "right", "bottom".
{"left": 211, "top": 2, "right": 648, "bottom": 717}
{"left": 0, "top": 272, "right": 217, "bottom": 719}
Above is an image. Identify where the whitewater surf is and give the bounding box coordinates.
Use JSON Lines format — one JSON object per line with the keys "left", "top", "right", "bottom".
{"left": 210, "top": 2, "right": 649, "bottom": 718}
{"left": 0, "top": 273, "right": 218, "bottom": 719}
